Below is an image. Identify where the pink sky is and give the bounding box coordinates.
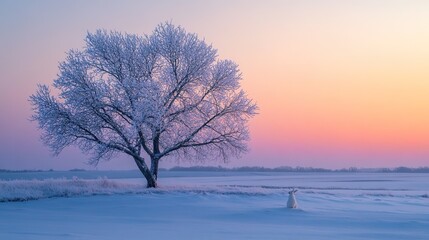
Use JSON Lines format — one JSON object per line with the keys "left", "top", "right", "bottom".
{"left": 1, "top": 0, "right": 428, "bottom": 170}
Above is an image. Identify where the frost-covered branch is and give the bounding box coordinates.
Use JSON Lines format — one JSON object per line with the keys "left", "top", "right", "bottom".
{"left": 30, "top": 22, "right": 257, "bottom": 188}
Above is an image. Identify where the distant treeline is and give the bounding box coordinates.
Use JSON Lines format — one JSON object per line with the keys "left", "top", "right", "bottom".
{"left": 0, "top": 168, "right": 76, "bottom": 173}
{"left": 1, "top": 166, "right": 429, "bottom": 173}
{"left": 378, "top": 167, "right": 429, "bottom": 173}
{"left": 166, "top": 166, "right": 429, "bottom": 173}
{"left": 0, "top": 169, "right": 54, "bottom": 173}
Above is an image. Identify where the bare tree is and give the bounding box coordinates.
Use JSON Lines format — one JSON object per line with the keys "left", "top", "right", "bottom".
{"left": 30, "top": 22, "right": 257, "bottom": 188}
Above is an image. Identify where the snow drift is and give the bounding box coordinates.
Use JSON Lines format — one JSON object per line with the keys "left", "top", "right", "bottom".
{"left": 0, "top": 177, "right": 146, "bottom": 202}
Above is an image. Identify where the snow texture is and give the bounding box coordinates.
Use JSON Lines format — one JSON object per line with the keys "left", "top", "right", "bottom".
{"left": 0, "top": 177, "right": 143, "bottom": 202}
{"left": 0, "top": 172, "right": 428, "bottom": 240}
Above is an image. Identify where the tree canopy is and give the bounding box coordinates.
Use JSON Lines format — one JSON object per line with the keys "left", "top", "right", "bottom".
{"left": 30, "top": 22, "right": 257, "bottom": 187}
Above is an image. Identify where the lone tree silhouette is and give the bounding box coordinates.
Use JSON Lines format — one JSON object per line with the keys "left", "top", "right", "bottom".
{"left": 30, "top": 22, "right": 257, "bottom": 188}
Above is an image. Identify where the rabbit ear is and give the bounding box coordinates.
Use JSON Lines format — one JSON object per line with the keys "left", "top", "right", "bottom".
{"left": 294, "top": 189, "right": 298, "bottom": 193}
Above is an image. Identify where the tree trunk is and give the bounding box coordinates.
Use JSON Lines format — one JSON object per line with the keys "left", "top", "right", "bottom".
{"left": 150, "top": 157, "right": 159, "bottom": 180}
{"left": 152, "top": 131, "right": 161, "bottom": 181}
{"left": 133, "top": 156, "right": 157, "bottom": 188}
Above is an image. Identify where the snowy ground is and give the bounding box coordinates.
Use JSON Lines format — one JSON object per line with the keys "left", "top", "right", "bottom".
{"left": 1, "top": 171, "right": 428, "bottom": 239}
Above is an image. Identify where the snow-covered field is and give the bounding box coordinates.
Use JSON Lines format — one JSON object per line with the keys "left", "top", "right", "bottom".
{"left": 1, "top": 171, "right": 428, "bottom": 239}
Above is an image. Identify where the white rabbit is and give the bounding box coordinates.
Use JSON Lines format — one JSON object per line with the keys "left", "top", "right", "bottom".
{"left": 287, "top": 189, "right": 298, "bottom": 208}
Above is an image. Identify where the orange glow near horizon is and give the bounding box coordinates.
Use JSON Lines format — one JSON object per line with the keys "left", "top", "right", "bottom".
{"left": 230, "top": 1, "right": 429, "bottom": 167}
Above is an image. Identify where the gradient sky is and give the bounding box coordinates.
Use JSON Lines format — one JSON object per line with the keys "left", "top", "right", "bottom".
{"left": 1, "top": 0, "right": 428, "bottom": 170}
